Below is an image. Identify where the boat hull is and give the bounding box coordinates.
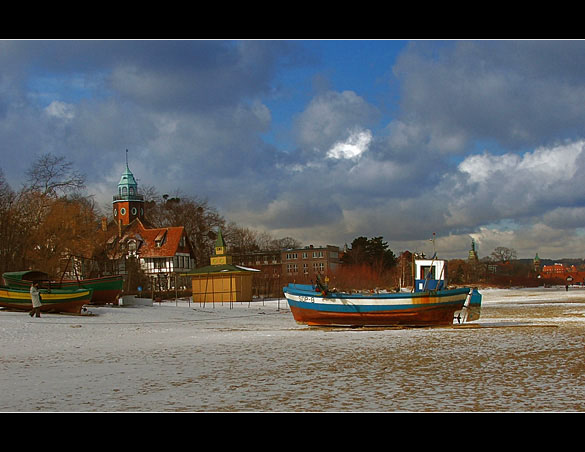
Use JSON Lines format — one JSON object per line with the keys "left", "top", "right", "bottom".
{"left": 0, "top": 286, "right": 93, "bottom": 314}
{"left": 283, "top": 284, "right": 480, "bottom": 327}
{"left": 3, "top": 272, "right": 123, "bottom": 304}
{"left": 56, "top": 276, "right": 123, "bottom": 304}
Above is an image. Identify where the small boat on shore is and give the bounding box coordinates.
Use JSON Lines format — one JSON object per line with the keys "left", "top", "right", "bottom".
{"left": 0, "top": 285, "right": 93, "bottom": 314}
{"left": 3, "top": 271, "right": 122, "bottom": 304}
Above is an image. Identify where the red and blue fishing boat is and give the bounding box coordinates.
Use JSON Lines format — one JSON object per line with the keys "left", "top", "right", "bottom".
{"left": 282, "top": 258, "right": 481, "bottom": 327}
{"left": 0, "top": 285, "right": 93, "bottom": 314}
{"left": 3, "top": 271, "right": 123, "bottom": 305}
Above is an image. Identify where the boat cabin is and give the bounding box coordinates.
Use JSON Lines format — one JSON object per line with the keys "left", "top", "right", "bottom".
{"left": 414, "top": 259, "right": 447, "bottom": 292}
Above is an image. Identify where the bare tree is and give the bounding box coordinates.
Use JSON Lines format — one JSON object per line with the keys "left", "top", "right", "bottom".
{"left": 270, "top": 236, "right": 301, "bottom": 250}
{"left": 144, "top": 192, "right": 226, "bottom": 267}
{"left": 25, "top": 197, "right": 100, "bottom": 275}
{"left": 490, "top": 246, "right": 517, "bottom": 263}
{"left": 0, "top": 169, "right": 20, "bottom": 273}
{"left": 25, "top": 153, "right": 85, "bottom": 198}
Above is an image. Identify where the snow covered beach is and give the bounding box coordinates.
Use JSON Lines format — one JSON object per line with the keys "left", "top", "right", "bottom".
{"left": 2, "top": 287, "right": 585, "bottom": 412}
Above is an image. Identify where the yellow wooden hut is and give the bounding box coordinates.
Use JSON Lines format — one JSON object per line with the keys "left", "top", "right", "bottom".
{"left": 182, "top": 229, "right": 259, "bottom": 304}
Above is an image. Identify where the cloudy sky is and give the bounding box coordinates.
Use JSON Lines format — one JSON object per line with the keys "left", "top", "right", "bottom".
{"left": 2, "top": 39, "right": 585, "bottom": 260}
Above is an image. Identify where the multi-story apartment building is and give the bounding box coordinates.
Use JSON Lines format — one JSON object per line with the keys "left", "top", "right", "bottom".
{"left": 233, "top": 249, "right": 282, "bottom": 278}
{"left": 282, "top": 245, "right": 340, "bottom": 282}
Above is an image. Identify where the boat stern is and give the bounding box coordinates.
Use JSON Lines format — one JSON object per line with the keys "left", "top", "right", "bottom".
{"left": 454, "top": 288, "right": 482, "bottom": 323}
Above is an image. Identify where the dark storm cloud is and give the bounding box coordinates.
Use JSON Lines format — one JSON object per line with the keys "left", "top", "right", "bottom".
{"left": 393, "top": 40, "right": 585, "bottom": 151}
{"left": 1, "top": 40, "right": 300, "bottom": 111}
{"left": 0, "top": 40, "right": 300, "bottom": 193}
{"left": 108, "top": 40, "right": 301, "bottom": 112}
{"left": 4, "top": 40, "right": 585, "bottom": 259}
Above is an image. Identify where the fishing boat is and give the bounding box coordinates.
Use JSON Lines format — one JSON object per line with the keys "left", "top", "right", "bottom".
{"left": 283, "top": 283, "right": 481, "bottom": 327}
{"left": 282, "top": 257, "right": 482, "bottom": 327}
{"left": 3, "top": 271, "right": 123, "bottom": 304}
{"left": 0, "top": 285, "right": 93, "bottom": 314}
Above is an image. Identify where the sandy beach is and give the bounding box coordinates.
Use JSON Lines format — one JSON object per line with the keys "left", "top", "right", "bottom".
{"left": 2, "top": 287, "right": 585, "bottom": 412}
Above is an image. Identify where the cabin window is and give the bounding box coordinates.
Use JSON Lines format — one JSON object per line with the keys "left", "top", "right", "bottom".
{"left": 421, "top": 266, "right": 436, "bottom": 280}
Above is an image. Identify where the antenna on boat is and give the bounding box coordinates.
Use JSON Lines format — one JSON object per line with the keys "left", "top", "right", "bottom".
{"left": 430, "top": 232, "right": 436, "bottom": 257}
{"left": 423, "top": 233, "right": 438, "bottom": 292}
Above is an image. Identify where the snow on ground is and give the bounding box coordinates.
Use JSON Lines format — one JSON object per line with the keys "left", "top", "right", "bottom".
{"left": 480, "top": 285, "right": 585, "bottom": 304}
{"left": 1, "top": 286, "right": 583, "bottom": 356}
{"left": 1, "top": 286, "right": 584, "bottom": 412}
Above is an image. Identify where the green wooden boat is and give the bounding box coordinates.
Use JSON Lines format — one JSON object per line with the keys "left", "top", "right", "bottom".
{"left": 3, "top": 271, "right": 123, "bottom": 304}
{"left": 0, "top": 285, "right": 93, "bottom": 314}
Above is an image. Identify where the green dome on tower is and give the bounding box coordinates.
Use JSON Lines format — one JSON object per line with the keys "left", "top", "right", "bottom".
{"left": 117, "top": 149, "right": 139, "bottom": 199}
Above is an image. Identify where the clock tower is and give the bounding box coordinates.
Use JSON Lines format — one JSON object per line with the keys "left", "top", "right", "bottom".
{"left": 113, "top": 150, "right": 144, "bottom": 226}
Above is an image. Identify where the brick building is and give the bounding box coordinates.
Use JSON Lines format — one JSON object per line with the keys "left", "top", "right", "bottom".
{"left": 539, "top": 262, "right": 585, "bottom": 284}
{"left": 282, "top": 245, "right": 341, "bottom": 282}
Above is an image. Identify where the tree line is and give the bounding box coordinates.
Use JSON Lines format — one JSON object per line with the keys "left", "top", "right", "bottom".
{"left": 0, "top": 153, "right": 300, "bottom": 279}
{"left": 0, "top": 153, "right": 553, "bottom": 290}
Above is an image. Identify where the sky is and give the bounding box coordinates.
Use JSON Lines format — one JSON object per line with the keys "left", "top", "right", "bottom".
{"left": 2, "top": 39, "right": 585, "bottom": 260}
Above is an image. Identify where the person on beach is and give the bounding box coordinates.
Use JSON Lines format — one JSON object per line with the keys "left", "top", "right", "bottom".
{"left": 29, "top": 281, "right": 42, "bottom": 318}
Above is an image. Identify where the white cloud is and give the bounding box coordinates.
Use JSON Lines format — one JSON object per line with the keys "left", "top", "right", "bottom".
{"left": 294, "top": 90, "right": 379, "bottom": 154}
{"left": 326, "top": 128, "right": 372, "bottom": 159}
{"left": 459, "top": 140, "right": 584, "bottom": 185}
{"left": 44, "top": 100, "right": 75, "bottom": 120}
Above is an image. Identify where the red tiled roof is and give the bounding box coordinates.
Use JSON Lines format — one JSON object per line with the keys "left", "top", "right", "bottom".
{"left": 113, "top": 219, "right": 193, "bottom": 259}
{"left": 539, "top": 263, "right": 585, "bottom": 282}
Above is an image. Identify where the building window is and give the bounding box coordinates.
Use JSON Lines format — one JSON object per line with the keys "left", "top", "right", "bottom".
{"left": 313, "top": 262, "right": 325, "bottom": 272}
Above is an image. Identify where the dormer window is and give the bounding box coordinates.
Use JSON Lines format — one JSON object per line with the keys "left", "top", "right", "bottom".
{"left": 154, "top": 230, "right": 167, "bottom": 248}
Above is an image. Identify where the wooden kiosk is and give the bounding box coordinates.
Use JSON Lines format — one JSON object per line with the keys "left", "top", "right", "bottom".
{"left": 182, "top": 230, "right": 258, "bottom": 304}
